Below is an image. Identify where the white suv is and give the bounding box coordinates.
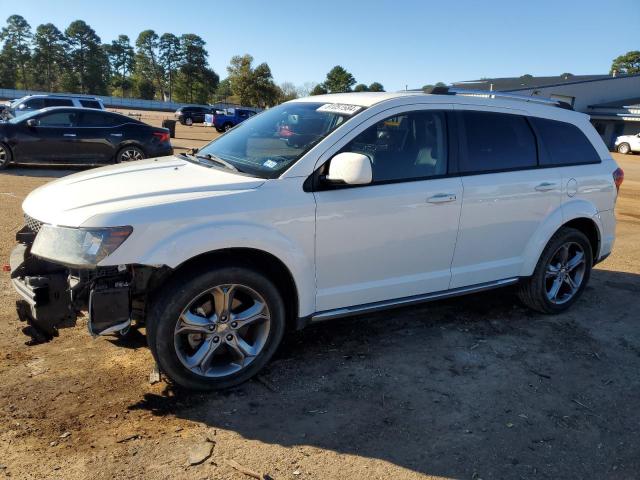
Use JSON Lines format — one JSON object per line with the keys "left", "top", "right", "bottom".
{"left": 10, "top": 91, "right": 623, "bottom": 390}
{"left": 614, "top": 133, "right": 640, "bottom": 154}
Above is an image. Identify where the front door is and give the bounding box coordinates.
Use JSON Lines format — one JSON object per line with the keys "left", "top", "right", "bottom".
{"left": 14, "top": 110, "right": 81, "bottom": 164}
{"left": 314, "top": 107, "right": 463, "bottom": 312}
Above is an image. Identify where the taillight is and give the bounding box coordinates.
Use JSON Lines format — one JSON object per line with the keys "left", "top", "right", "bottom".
{"left": 153, "top": 131, "right": 170, "bottom": 143}
{"left": 613, "top": 167, "right": 624, "bottom": 193}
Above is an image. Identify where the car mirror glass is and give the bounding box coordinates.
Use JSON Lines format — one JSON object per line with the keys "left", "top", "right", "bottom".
{"left": 26, "top": 118, "right": 37, "bottom": 127}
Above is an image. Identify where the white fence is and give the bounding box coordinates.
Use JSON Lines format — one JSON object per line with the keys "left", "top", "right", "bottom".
{"left": 0, "top": 88, "right": 258, "bottom": 113}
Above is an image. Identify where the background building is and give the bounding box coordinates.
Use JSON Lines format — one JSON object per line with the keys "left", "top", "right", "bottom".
{"left": 450, "top": 73, "right": 640, "bottom": 150}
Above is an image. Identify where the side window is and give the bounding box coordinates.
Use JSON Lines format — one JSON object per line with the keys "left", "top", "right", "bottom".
{"left": 458, "top": 111, "right": 537, "bottom": 173}
{"left": 25, "top": 98, "right": 45, "bottom": 109}
{"left": 80, "top": 100, "right": 101, "bottom": 109}
{"left": 531, "top": 117, "right": 601, "bottom": 166}
{"left": 80, "top": 111, "right": 118, "bottom": 127}
{"left": 37, "top": 112, "right": 77, "bottom": 127}
{"left": 343, "top": 110, "right": 448, "bottom": 182}
{"left": 44, "top": 98, "right": 74, "bottom": 107}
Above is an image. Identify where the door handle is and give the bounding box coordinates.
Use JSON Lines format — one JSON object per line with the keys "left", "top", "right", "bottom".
{"left": 63, "top": 133, "right": 77, "bottom": 137}
{"left": 110, "top": 133, "right": 123, "bottom": 137}
{"left": 535, "top": 182, "right": 557, "bottom": 192}
{"left": 427, "top": 193, "right": 457, "bottom": 204}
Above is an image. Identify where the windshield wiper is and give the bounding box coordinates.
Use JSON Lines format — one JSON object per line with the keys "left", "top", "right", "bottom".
{"left": 195, "top": 153, "right": 239, "bottom": 172}
{"left": 179, "top": 152, "right": 240, "bottom": 172}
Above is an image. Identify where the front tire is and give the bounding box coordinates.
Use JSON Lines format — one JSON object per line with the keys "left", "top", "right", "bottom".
{"left": 617, "top": 143, "right": 631, "bottom": 154}
{"left": 185, "top": 117, "right": 194, "bottom": 126}
{"left": 147, "top": 265, "right": 286, "bottom": 390}
{"left": 223, "top": 122, "right": 233, "bottom": 132}
{"left": 0, "top": 142, "right": 12, "bottom": 169}
{"left": 518, "top": 227, "right": 592, "bottom": 314}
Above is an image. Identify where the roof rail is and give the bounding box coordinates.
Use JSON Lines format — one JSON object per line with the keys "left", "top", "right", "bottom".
{"left": 430, "top": 86, "right": 573, "bottom": 110}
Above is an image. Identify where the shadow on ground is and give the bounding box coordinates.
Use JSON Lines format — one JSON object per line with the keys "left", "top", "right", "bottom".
{"left": 129, "top": 269, "right": 640, "bottom": 479}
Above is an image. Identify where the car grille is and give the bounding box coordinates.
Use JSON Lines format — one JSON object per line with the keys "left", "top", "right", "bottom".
{"left": 24, "top": 214, "right": 44, "bottom": 233}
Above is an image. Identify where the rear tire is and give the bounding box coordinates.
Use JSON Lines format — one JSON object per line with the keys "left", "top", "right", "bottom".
{"left": 115, "top": 146, "right": 145, "bottom": 163}
{"left": 185, "top": 117, "right": 193, "bottom": 126}
{"left": 617, "top": 143, "right": 631, "bottom": 154}
{"left": 223, "top": 122, "right": 233, "bottom": 132}
{"left": 518, "top": 227, "right": 592, "bottom": 314}
{"left": 0, "top": 142, "right": 12, "bottom": 169}
{"left": 147, "top": 265, "right": 286, "bottom": 390}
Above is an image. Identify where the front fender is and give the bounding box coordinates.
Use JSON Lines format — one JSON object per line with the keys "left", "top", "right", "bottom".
{"left": 103, "top": 220, "right": 316, "bottom": 317}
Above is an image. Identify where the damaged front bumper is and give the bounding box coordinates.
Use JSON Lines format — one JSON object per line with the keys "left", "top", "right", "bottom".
{"left": 9, "top": 224, "right": 164, "bottom": 342}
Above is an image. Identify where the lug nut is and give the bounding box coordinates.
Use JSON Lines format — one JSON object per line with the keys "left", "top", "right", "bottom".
{"left": 231, "top": 322, "right": 238, "bottom": 328}
{"left": 213, "top": 336, "right": 220, "bottom": 343}
{"left": 226, "top": 334, "right": 233, "bottom": 341}
{"left": 208, "top": 325, "right": 215, "bottom": 331}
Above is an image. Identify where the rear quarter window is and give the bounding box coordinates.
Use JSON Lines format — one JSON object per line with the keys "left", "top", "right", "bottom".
{"left": 80, "top": 100, "right": 102, "bottom": 109}
{"left": 530, "top": 117, "right": 601, "bottom": 166}
{"left": 44, "top": 98, "right": 74, "bottom": 107}
{"left": 458, "top": 111, "right": 537, "bottom": 173}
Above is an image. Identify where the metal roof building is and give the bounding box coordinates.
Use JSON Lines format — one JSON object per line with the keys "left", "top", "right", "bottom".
{"left": 450, "top": 73, "right": 640, "bottom": 150}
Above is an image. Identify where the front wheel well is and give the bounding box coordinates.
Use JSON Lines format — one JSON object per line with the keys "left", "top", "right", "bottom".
{"left": 167, "top": 248, "right": 299, "bottom": 329}
{"left": 561, "top": 217, "right": 600, "bottom": 261}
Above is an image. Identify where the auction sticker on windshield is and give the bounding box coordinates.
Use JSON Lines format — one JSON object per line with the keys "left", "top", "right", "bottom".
{"left": 316, "top": 104, "right": 363, "bottom": 115}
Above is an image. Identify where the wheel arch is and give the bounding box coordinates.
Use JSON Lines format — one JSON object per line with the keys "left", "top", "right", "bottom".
{"left": 167, "top": 247, "right": 300, "bottom": 330}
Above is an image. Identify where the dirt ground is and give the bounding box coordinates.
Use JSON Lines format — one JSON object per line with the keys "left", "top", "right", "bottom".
{"left": 0, "top": 116, "right": 639, "bottom": 479}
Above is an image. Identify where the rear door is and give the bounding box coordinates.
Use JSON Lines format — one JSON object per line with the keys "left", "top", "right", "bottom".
{"left": 13, "top": 110, "right": 81, "bottom": 164}
{"left": 75, "top": 111, "right": 122, "bottom": 163}
{"left": 449, "top": 107, "right": 562, "bottom": 288}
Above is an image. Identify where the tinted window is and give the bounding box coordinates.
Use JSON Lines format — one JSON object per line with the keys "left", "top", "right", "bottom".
{"left": 531, "top": 117, "right": 600, "bottom": 166}
{"left": 44, "top": 98, "right": 74, "bottom": 107}
{"left": 458, "top": 111, "right": 537, "bottom": 173}
{"left": 24, "top": 98, "right": 45, "bottom": 109}
{"left": 80, "top": 111, "right": 121, "bottom": 127}
{"left": 80, "top": 100, "right": 101, "bottom": 109}
{"left": 344, "top": 110, "right": 448, "bottom": 182}
{"left": 37, "top": 112, "right": 77, "bottom": 126}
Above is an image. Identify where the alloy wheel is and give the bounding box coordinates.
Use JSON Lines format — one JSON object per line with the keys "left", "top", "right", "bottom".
{"left": 120, "top": 148, "right": 144, "bottom": 162}
{"left": 618, "top": 144, "right": 630, "bottom": 154}
{"left": 545, "top": 242, "right": 586, "bottom": 305}
{"left": 174, "top": 284, "right": 271, "bottom": 378}
{"left": 0, "top": 145, "right": 7, "bottom": 166}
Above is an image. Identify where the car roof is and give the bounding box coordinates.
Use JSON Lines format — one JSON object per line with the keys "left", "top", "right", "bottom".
{"left": 21, "top": 94, "right": 102, "bottom": 101}
{"left": 292, "top": 91, "right": 589, "bottom": 123}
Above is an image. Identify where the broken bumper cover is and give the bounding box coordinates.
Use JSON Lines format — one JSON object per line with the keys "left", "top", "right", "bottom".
{"left": 10, "top": 243, "right": 76, "bottom": 339}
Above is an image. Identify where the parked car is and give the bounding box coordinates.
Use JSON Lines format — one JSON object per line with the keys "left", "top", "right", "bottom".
{"left": 0, "top": 107, "right": 172, "bottom": 168}
{"left": 10, "top": 91, "right": 621, "bottom": 390}
{"left": 8, "top": 94, "right": 104, "bottom": 117}
{"left": 174, "top": 106, "right": 212, "bottom": 126}
{"left": 212, "top": 108, "right": 257, "bottom": 132}
{"left": 614, "top": 133, "right": 640, "bottom": 154}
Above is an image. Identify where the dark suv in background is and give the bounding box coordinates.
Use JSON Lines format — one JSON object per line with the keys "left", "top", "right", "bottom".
{"left": 174, "top": 106, "right": 212, "bottom": 126}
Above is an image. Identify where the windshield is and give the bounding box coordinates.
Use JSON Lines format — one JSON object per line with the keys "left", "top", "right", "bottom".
{"left": 197, "top": 101, "right": 364, "bottom": 178}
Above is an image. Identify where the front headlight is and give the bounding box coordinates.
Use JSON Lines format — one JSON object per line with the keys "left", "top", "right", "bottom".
{"left": 31, "top": 225, "right": 133, "bottom": 268}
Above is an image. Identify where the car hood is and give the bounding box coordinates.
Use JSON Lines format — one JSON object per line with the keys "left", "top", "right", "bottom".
{"left": 23, "top": 156, "right": 266, "bottom": 226}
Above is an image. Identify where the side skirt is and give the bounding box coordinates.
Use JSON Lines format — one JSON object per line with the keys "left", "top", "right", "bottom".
{"left": 308, "top": 277, "right": 519, "bottom": 324}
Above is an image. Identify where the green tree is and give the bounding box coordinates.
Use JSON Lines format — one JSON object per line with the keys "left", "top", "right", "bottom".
{"left": 106, "top": 34, "right": 134, "bottom": 96}
{"left": 31, "top": 23, "right": 67, "bottom": 91}
{"left": 610, "top": 51, "right": 640, "bottom": 75}
{"left": 353, "top": 83, "right": 368, "bottom": 92}
{"left": 310, "top": 83, "right": 327, "bottom": 95}
{"left": 174, "top": 33, "right": 217, "bottom": 104}
{"left": 324, "top": 65, "right": 356, "bottom": 93}
{"left": 216, "top": 77, "right": 233, "bottom": 99}
{"left": 0, "top": 15, "right": 32, "bottom": 89}
{"left": 65, "top": 20, "right": 108, "bottom": 94}
{"left": 135, "top": 30, "right": 165, "bottom": 100}
{"left": 368, "top": 82, "right": 384, "bottom": 92}
{"left": 226, "top": 54, "right": 279, "bottom": 107}
{"left": 159, "top": 33, "right": 182, "bottom": 102}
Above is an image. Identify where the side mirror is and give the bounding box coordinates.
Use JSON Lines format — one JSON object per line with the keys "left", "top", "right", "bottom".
{"left": 326, "top": 152, "right": 373, "bottom": 185}
{"left": 26, "top": 118, "right": 37, "bottom": 127}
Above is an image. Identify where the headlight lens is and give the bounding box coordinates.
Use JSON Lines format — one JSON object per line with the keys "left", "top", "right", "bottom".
{"left": 31, "top": 225, "right": 133, "bottom": 268}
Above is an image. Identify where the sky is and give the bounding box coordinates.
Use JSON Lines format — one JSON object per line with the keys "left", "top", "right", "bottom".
{"left": 2, "top": 0, "right": 639, "bottom": 92}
